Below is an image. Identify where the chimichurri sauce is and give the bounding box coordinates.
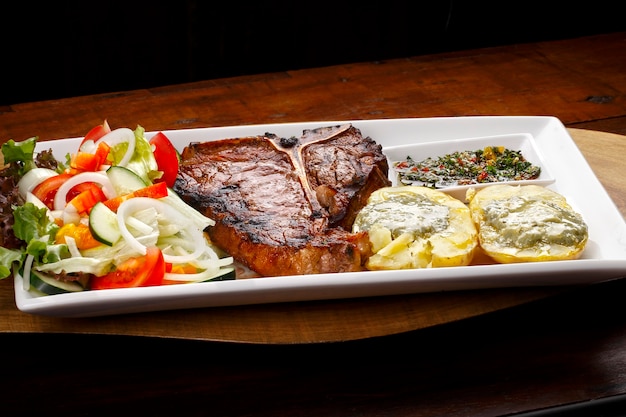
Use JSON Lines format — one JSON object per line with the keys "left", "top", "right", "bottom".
{"left": 393, "top": 146, "right": 541, "bottom": 189}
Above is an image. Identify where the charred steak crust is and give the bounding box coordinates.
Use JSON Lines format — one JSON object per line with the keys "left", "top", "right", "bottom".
{"left": 173, "top": 124, "right": 391, "bottom": 276}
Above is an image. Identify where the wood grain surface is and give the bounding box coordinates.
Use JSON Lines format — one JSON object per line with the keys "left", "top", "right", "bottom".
{"left": 2, "top": 33, "right": 626, "bottom": 142}
{"left": 568, "top": 128, "right": 626, "bottom": 219}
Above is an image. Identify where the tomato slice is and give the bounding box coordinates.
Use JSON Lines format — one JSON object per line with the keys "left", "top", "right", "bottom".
{"left": 149, "top": 132, "right": 179, "bottom": 188}
{"left": 32, "top": 173, "right": 73, "bottom": 210}
{"left": 90, "top": 246, "right": 165, "bottom": 290}
{"left": 79, "top": 120, "right": 112, "bottom": 152}
{"left": 32, "top": 174, "right": 108, "bottom": 211}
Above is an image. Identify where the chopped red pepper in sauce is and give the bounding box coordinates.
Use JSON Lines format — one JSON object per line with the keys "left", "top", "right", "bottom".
{"left": 393, "top": 146, "right": 541, "bottom": 189}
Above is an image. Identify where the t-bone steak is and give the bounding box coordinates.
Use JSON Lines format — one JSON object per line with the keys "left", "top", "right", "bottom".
{"left": 173, "top": 123, "right": 391, "bottom": 276}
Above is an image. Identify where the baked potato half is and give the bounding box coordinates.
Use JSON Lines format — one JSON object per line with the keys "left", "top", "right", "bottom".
{"left": 467, "top": 184, "right": 588, "bottom": 263}
{"left": 353, "top": 186, "right": 478, "bottom": 270}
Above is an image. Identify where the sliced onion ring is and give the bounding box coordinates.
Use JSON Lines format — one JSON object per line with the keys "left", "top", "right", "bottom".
{"left": 17, "top": 168, "right": 58, "bottom": 199}
{"left": 21, "top": 254, "right": 35, "bottom": 291}
{"left": 53, "top": 171, "right": 115, "bottom": 211}
{"left": 116, "top": 197, "right": 206, "bottom": 263}
{"left": 164, "top": 268, "right": 219, "bottom": 283}
{"left": 96, "top": 128, "right": 136, "bottom": 167}
{"left": 160, "top": 227, "right": 208, "bottom": 264}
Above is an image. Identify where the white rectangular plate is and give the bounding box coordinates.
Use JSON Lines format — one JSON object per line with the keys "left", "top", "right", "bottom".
{"left": 15, "top": 116, "right": 626, "bottom": 317}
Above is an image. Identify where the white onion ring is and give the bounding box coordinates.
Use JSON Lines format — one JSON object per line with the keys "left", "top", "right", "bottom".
{"left": 64, "top": 236, "right": 81, "bottom": 258}
{"left": 116, "top": 197, "right": 205, "bottom": 263}
{"left": 21, "top": 254, "right": 34, "bottom": 291}
{"left": 17, "top": 168, "right": 58, "bottom": 199}
{"left": 160, "top": 227, "right": 208, "bottom": 264}
{"left": 163, "top": 266, "right": 219, "bottom": 283}
{"left": 53, "top": 171, "right": 115, "bottom": 211}
{"left": 96, "top": 128, "right": 136, "bottom": 167}
{"left": 62, "top": 202, "right": 80, "bottom": 225}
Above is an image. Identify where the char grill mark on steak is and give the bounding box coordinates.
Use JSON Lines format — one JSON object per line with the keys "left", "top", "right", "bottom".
{"left": 174, "top": 124, "right": 391, "bottom": 277}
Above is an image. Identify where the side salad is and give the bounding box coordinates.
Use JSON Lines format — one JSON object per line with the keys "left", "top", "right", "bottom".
{"left": 0, "top": 120, "right": 234, "bottom": 296}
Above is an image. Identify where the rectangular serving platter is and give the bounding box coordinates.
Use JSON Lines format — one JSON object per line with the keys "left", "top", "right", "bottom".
{"left": 15, "top": 116, "right": 626, "bottom": 317}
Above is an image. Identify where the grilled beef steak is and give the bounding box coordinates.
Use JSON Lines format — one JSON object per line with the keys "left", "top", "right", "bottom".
{"left": 173, "top": 124, "right": 391, "bottom": 276}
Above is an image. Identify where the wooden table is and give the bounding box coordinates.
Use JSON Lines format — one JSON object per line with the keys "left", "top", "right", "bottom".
{"left": 2, "top": 32, "right": 626, "bottom": 416}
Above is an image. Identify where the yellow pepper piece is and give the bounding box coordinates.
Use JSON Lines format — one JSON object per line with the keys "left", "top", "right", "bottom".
{"left": 55, "top": 223, "right": 102, "bottom": 250}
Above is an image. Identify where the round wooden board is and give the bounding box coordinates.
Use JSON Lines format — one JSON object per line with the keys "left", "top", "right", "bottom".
{"left": 0, "top": 129, "right": 623, "bottom": 344}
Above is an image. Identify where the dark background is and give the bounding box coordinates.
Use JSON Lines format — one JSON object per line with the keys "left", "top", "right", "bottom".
{"left": 2, "top": 0, "right": 625, "bottom": 106}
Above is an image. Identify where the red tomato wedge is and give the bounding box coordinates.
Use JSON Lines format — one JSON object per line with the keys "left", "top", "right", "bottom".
{"left": 149, "top": 132, "right": 179, "bottom": 188}
{"left": 79, "top": 120, "right": 111, "bottom": 152}
{"left": 34, "top": 175, "right": 106, "bottom": 212}
{"left": 32, "top": 173, "right": 73, "bottom": 210}
{"left": 90, "top": 246, "right": 165, "bottom": 290}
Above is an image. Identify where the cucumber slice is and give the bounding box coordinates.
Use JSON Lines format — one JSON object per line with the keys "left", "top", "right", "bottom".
{"left": 106, "top": 165, "right": 147, "bottom": 195}
{"left": 89, "top": 202, "right": 122, "bottom": 246}
{"left": 29, "top": 270, "right": 85, "bottom": 295}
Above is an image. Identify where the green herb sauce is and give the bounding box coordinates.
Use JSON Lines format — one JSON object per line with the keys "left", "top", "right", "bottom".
{"left": 393, "top": 146, "right": 541, "bottom": 189}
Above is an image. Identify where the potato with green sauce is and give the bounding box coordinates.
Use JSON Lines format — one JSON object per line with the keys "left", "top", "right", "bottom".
{"left": 353, "top": 186, "right": 478, "bottom": 270}
{"left": 467, "top": 184, "right": 588, "bottom": 263}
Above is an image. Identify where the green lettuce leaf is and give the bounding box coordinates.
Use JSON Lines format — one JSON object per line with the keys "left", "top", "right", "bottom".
{"left": 1, "top": 137, "right": 38, "bottom": 176}
{"left": 12, "top": 202, "right": 58, "bottom": 247}
{"left": 122, "top": 125, "right": 160, "bottom": 184}
{"left": 0, "top": 247, "right": 22, "bottom": 279}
